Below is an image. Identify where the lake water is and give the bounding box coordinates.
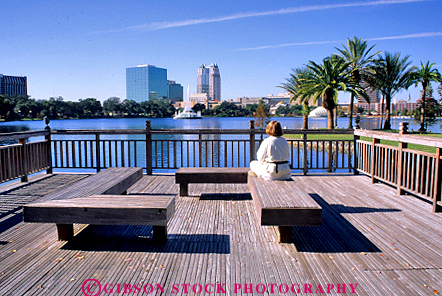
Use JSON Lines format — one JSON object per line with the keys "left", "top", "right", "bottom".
{"left": 1, "top": 116, "right": 439, "bottom": 133}
{"left": 1, "top": 116, "right": 438, "bottom": 174}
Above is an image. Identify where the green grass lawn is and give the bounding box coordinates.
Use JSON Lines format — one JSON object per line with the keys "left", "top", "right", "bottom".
{"left": 285, "top": 130, "right": 441, "bottom": 154}
{"left": 284, "top": 133, "right": 354, "bottom": 141}
{"left": 360, "top": 130, "right": 442, "bottom": 154}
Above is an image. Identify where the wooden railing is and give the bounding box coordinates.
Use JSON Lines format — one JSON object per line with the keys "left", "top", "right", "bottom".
{"left": 354, "top": 129, "right": 442, "bottom": 212}
{"left": 49, "top": 121, "right": 355, "bottom": 174}
{"left": 0, "top": 130, "right": 52, "bottom": 183}
{"left": 1, "top": 121, "right": 441, "bottom": 212}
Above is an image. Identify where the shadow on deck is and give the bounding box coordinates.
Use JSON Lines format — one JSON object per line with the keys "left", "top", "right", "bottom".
{"left": 292, "top": 193, "right": 401, "bottom": 253}
{"left": 0, "top": 172, "right": 442, "bottom": 296}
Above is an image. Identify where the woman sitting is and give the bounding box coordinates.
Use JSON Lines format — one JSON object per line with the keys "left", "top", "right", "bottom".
{"left": 250, "top": 121, "right": 291, "bottom": 180}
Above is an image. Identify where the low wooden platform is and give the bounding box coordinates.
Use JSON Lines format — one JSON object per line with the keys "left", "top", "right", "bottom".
{"left": 24, "top": 194, "right": 175, "bottom": 243}
{"left": 2, "top": 173, "right": 442, "bottom": 295}
{"left": 175, "top": 167, "right": 249, "bottom": 196}
{"left": 248, "top": 175, "right": 322, "bottom": 242}
{"left": 23, "top": 167, "right": 143, "bottom": 240}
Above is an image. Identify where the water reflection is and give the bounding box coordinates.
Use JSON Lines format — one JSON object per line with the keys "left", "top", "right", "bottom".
{"left": 1, "top": 117, "right": 441, "bottom": 132}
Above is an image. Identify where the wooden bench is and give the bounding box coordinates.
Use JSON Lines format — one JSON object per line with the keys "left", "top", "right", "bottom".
{"left": 174, "top": 167, "right": 322, "bottom": 243}
{"left": 175, "top": 167, "right": 250, "bottom": 196}
{"left": 248, "top": 175, "right": 322, "bottom": 243}
{"left": 24, "top": 194, "right": 175, "bottom": 243}
{"left": 23, "top": 167, "right": 176, "bottom": 242}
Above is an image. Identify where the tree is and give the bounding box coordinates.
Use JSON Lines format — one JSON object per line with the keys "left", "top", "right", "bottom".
{"left": 120, "top": 99, "right": 141, "bottom": 115}
{"left": 192, "top": 103, "right": 205, "bottom": 112}
{"left": 438, "top": 84, "right": 442, "bottom": 101}
{"left": 103, "top": 97, "right": 121, "bottom": 116}
{"left": 78, "top": 98, "right": 102, "bottom": 118}
{"left": 0, "top": 95, "right": 15, "bottom": 119}
{"left": 48, "top": 96, "right": 66, "bottom": 118}
{"left": 335, "top": 37, "right": 381, "bottom": 129}
{"left": 365, "top": 52, "right": 414, "bottom": 130}
{"left": 408, "top": 61, "right": 442, "bottom": 131}
{"left": 295, "top": 57, "right": 369, "bottom": 129}
{"left": 244, "top": 104, "right": 258, "bottom": 116}
{"left": 414, "top": 85, "right": 439, "bottom": 129}
{"left": 213, "top": 101, "right": 242, "bottom": 117}
{"left": 275, "top": 105, "right": 291, "bottom": 116}
{"left": 280, "top": 67, "right": 314, "bottom": 129}
{"left": 254, "top": 100, "right": 270, "bottom": 128}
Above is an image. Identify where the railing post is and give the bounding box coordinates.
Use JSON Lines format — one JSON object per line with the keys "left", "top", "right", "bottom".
{"left": 371, "top": 137, "right": 380, "bottom": 183}
{"left": 95, "top": 133, "right": 101, "bottom": 172}
{"left": 198, "top": 132, "right": 203, "bottom": 167}
{"left": 18, "top": 137, "right": 28, "bottom": 182}
{"left": 303, "top": 131, "right": 308, "bottom": 175}
{"left": 249, "top": 120, "right": 255, "bottom": 163}
{"left": 397, "top": 140, "right": 407, "bottom": 195}
{"left": 432, "top": 147, "right": 442, "bottom": 212}
{"left": 353, "top": 132, "right": 359, "bottom": 175}
{"left": 45, "top": 126, "right": 53, "bottom": 174}
{"left": 327, "top": 139, "right": 333, "bottom": 173}
{"left": 146, "top": 121, "right": 152, "bottom": 175}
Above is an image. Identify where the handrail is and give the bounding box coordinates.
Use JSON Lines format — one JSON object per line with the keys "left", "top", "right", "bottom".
{"left": 354, "top": 129, "right": 442, "bottom": 148}
{"left": 354, "top": 128, "right": 442, "bottom": 212}
{"left": 51, "top": 128, "right": 355, "bottom": 135}
{"left": 1, "top": 122, "right": 439, "bottom": 213}
{"left": 0, "top": 130, "right": 49, "bottom": 141}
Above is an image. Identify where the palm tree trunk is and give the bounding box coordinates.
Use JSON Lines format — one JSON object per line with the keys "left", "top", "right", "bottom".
{"left": 419, "top": 84, "right": 427, "bottom": 132}
{"left": 380, "top": 94, "right": 384, "bottom": 129}
{"left": 348, "top": 93, "right": 354, "bottom": 129}
{"left": 302, "top": 102, "right": 309, "bottom": 129}
{"left": 334, "top": 107, "right": 337, "bottom": 128}
{"left": 327, "top": 109, "right": 334, "bottom": 129}
{"left": 383, "top": 94, "right": 391, "bottom": 130}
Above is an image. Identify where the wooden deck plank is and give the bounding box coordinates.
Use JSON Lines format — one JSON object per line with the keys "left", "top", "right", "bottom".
{"left": 1, "top": 173, "right": 442, "bottom": 295}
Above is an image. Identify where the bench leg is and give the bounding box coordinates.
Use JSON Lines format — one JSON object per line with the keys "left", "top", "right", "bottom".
{"left": 153, "top": 226, "right": 168, "bottom": 243}
{"left": 278, "top": 226, "right": 293, "bottom": 243}
{"left": 180, "top": 183, "right": 188, "bottom": 196}
{"left": 57, "top": 224, "right": 74, "bottom": 241}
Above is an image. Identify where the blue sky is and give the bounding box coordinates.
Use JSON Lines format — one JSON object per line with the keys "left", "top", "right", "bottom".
{"left": 1, "top": 0, "right": 441, "bottom": 103}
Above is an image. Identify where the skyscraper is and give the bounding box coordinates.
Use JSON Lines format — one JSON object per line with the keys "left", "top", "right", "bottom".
{"left": 357, "top": 81, "right": 380, "bottom": 104}
{"left": 197, "top": 63, "right": 221, "bottom": 101}
{"left": 0, "top": 74, "right": 27, "bottom": 96}
{"left": 126, "top": 65, "right": 167, "bottom": 102}
{"left": 167, "top": 80, "right": 183, "bottom": 102}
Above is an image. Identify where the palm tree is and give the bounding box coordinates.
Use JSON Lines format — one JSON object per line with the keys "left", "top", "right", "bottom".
{"left": 297, "top": 56, "right": 369, "bottom": 129}
{"left": 364, "top": 52, "right": 414, "bottom": 130}
{"left": 335, "top": 37, "right": 381, "bottom": 129}
{"left": 408, "top": 61, "right": 442, "bottom": 131}
{"left": 280, "top": 67, "right": 314, "bottom": 129}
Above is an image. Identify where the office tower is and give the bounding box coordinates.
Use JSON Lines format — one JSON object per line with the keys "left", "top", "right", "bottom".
{"left": 357, "top": 80, "right": 380, "bottom": 104}
{"left": 197, "top": 63, "right": 221, "bottom": 101}
{"left": 167, "top": 80, "right": 183, "bottom": 101}
{"left": 0, "top": 74, "right": 27, "bottom": 96}
{"left": 126, "top": 65, "right": 167, "bottom": 102}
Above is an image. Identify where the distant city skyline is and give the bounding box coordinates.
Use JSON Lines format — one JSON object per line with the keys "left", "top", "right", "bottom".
{"left": 1, "top": 0, "right": 441, "bottom": 104}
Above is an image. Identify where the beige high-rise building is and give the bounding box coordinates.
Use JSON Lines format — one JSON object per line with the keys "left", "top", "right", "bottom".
{"left": 358, "top": 81, "right": 380, "bottom": 104}
{"left": 197, "top": 63, "right": 221, "bottom": 101}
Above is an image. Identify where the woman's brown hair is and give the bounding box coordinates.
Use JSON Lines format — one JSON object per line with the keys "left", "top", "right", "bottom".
{"left": 266, "top": 121, "right": 283, "bottom": 137}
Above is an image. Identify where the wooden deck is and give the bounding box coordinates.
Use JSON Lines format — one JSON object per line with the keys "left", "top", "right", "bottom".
{"left": 1, "top": 172, "right": 442, "bottom": 295}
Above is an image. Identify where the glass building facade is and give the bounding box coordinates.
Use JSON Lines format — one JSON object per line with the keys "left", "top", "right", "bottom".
{"left": 0, "top": 74, "right": 27, "bottom": 96}
{"left": 126, "top": 65, "right": 167, "bottom": 102}
{"left": 167, "top": 80, "right": 183, "bottom": 102}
